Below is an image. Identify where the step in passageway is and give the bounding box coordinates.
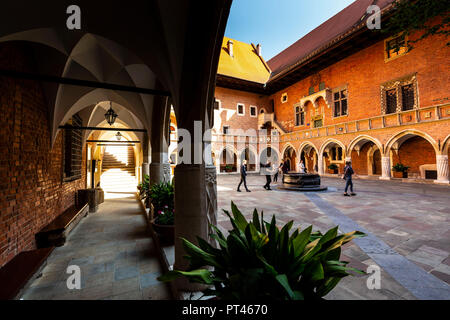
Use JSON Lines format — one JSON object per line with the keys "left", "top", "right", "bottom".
{"left": 101, "top": 146, "right": 138, "bottom": 199}
{"left": 19, "top": 196, "right": 171, "bottom": 300}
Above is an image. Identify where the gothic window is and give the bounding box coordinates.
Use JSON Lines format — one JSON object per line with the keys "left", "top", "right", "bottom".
{"left": 381, "top": 74, "right": 418, "bottom": 114}
{"left": 333, "top": 88, "right": 348, "bottom": 117}
{"left": 386, "top": 89, "right": 397, "bottom": 114}
{"left": 401, "top": 84, "right": 414, "bottom": 111}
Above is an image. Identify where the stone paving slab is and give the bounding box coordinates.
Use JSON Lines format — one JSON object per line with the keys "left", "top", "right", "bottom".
{"left": 217, "top": 175, "right": 450, "bottom": 300}
{"left": 20, "top": 196, "right": 171, "bottom": 300}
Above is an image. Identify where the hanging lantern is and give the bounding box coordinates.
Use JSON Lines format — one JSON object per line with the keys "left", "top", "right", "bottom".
{"left": 104, "top": 102, "right": 118, "bottom": 125}
{"left": 115, "top": 132, "right": 122, "bottom": 141}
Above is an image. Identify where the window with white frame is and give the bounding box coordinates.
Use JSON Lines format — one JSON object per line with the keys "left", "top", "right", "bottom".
{"left": 237, "top": 103, "right": 245, "bottom": 115}
{"left": 214, "top": 99, "right": 221, "bottom": 110}
{"left": 333, "top": 88, "right": 348, "bottom": 117}
{"left": 250, "top": 106, "right": 257, "bottom": 117}
{"left": 223, "top": 126, "right": 230, "bottom": 135}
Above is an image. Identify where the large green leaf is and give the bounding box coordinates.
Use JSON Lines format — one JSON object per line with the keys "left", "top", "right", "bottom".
{"left": 157, "top": 269, "right": 214, "bottom": 284}
{"left": 231, "top": 201, "right": 248, "bottom": 231}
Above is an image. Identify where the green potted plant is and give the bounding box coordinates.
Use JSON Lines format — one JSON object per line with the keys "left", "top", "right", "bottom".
{"left": 158, "top": 202, "right": 367, "bottom": 300}
{"left": 149, "top": 180, "right": 175, "bottom": 244}
{"left": 225, "top": 164, "right": 233, "bottom": 172}
{"left": 328, "top": 163, "right": 339, "bottom": 174}
{"left": 392, "top": 163, "right": 410, "bottom": 178}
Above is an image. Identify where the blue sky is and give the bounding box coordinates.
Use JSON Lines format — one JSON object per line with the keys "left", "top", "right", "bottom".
{"left": 225, "top": 0, "right": 356, "bottom": 60}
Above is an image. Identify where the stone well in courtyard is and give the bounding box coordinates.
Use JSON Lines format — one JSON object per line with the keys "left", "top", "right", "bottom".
{"left": 278, "top": 173, "right": 328, "bottom": 191}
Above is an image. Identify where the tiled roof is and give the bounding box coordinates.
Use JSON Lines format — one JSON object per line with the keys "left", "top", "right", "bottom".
{"left": 217, "top": 36, "right": 271, "bottom": 84}
{"left": 267, "top": 0, "right": 394, "bottom": 79}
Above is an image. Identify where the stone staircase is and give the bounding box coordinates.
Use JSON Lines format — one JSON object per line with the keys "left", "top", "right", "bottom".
{"left": 101, "top": 146, "right": 137, "bottom": 195}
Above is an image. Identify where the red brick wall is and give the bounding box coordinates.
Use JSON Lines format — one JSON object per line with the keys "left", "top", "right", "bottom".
{"left": 270, "top": 24, "right": 450, "bottom": 132}
{"left": 214, "top": 86, "right": 270, "bottom": 132}
{"left": 0, "top": 43, "right": 86, "bottom": 268}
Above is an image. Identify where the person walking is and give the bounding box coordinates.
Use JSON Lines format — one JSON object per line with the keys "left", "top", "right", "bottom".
{"left": 272, "top": 162, "right": 279, "bottom": 182}
{"left": 273, "top": 162, "right": 283, "bottom": 182}
{"left": 343, "top": 161, "right": 356, "bottom": 196}
{"left": 262, "top": 160, "right": 272, "bottom": 190}
{"left": 237, "top": 160, "right": 251, "bottom": 192}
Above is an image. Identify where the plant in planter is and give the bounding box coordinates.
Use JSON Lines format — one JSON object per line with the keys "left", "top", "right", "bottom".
{"left": 392, "top": 163, "right": 410, "bottom": 178}
{"left": 328, "top": 163, "right": 339, "bottom": 174}
{"left": 153, "top": 205, "right": 175, "bottom": 244}
{"left": 158, "top": 202, "right": 367, "bottom": 300}
{"left": 225, "top": 164, "right": 233, "bottom": 172}
{"left": 149, "top": 180, "right": 175, "bottom": 244}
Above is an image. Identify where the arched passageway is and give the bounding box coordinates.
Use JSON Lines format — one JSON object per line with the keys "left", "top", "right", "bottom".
{"left": 259, "top": 147, "right": 279, "bottom": 168}
{"left": 240, "top": 148, "right": 257, "bottom": 172}
{"left": 219, "top": 148, "right": 237, "bottom": 173}
{"left": 349, "top": 137, "right": 382, "bottom": 176}
{"left": 389, "top": 135, "right": 437, "bottom": 179}
{"left": 282, "top": 145, "right": 297, "bottom": 172}
{"left": 321, "top": 140, "right": 346, "bottom": 174}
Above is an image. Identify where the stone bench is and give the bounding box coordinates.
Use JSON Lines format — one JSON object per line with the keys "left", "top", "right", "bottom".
{"left": 0, "top": 247, "right": 54, "bottom": 299}
{"left": 35, "top": 202, "right": 88, "bottom": 248}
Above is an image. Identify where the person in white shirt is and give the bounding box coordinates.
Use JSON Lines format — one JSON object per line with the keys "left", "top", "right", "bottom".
{"left": 299, "top": 160, "right": 306, "bottom": 173}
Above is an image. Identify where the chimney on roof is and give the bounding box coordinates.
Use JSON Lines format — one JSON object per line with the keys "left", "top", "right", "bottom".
{"left": 256, "top": 44, "right": 262, "bottom": 57}
{"left": 227, "top": 40, "right": 234, "bottom": 58}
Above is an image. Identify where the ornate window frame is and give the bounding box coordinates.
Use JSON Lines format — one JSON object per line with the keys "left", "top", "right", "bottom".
{"left": 281, "top": 92, "right": 288, "bottom": 104}
{"left": 380, "top": 73, "right": 419, "bottom": 114}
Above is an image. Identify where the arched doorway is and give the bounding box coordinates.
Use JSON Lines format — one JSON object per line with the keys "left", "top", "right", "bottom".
{"left": 388, "top": 133, "right": 437, "bottom": 179}
{"left": 349, "top": 136, "right": 383, "bottom": 176}
{"left": 219, "top": 148, "right": 237, "bottom": 173}
{"left": 240, "top": 147, "right": 257, "bottom": 171}
{"left": 320, "top": 140, "right": 346, "bottom": 174}
{"left": 259, "top": 147, "right": 279, "bottom": 168}
{"left": 282, "top": 145, "right": 297, "bottom": 172}
{"left": 299, "top": 142, "right": 318, "bottom": 173}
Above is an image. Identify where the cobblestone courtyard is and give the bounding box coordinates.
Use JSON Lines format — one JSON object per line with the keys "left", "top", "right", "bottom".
{"left": 217, "top": 175, "right": 450, "bottom": 300}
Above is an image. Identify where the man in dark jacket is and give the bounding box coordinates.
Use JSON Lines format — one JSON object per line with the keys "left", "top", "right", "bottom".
{"left": 343, "top": 161, "right": 356, "bottom": 196}
{"left": 237, "top": 160, "right": 251, "bottom": 192}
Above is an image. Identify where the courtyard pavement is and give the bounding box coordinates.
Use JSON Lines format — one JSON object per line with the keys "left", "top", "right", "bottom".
{"left": 217, "top": 174, "right": 450, "bottom": 300}
{"left": 20, "top": 195, "right": 171, "bottom": 300}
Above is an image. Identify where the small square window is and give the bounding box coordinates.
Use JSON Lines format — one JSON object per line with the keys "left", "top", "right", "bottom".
{"left": 309, "top": 86, "right": 315, "bottom": 95}
{"left": 223, "top": 126, "right": 230, "bottom": 134}
{"left": 214, "top": 99, "right": 220, "bottom": 110}
{"left": 319, "top": 82, "right": 325, "bottom": 91}
{"left": 281, "top": 93, "right": 288, "bottom": 103}
{"left": 237, "top": 104, "right": 244, "bottom": 115}
{"left": 250, "top": 106, "right": 257, "bottom": 117}
{"left": 385, "top": 35, "right": 408, "bottom": 61}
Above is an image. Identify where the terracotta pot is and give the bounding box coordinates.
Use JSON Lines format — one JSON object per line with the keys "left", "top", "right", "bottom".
{"left": 393, "top": 171, "right": 403, "bottom": 178}
{"left": 151, "top": 218, "right": 174, "bottom": 245}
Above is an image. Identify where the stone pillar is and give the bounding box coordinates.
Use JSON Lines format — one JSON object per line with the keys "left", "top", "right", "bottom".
{"left": 435, "top": 154, "right": 449, "bottom": 184}
{"left": 380, "top": 156, "right": 391, "bottom": 180}
{"left": 142, "top": 162, "right": 150, "bottom": 177}
{"left": 174, "top": 164, "right": 209, "bottom": 291}
{"left": 150, "top": 160, "right": 171, "bottom": 185}
{"left": 318, "top": 154, "right": 324, "bottom": 175}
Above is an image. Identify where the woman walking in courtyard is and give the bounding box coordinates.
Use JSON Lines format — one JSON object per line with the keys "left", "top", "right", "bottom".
{"left": 343, "top": 161, "right": 356, "bottom": 196}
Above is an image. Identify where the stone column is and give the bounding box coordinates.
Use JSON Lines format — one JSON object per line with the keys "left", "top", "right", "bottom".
{"left": 435, "top": 154, "right": 449, "bottom": 184}
{"left": 380, "top": 156, "right": 391, "bottom": 180}
{"left": 174, "top": 164, "right": 209, "bottom": 291}
{"left": 150, "top": 154, "right": 171, "bottom": 185}
{"left": 318, "top": 154, "right": 324, "bottom": 175}
{"left": 142, "top": 163, "right": 150, "bottom": 177}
